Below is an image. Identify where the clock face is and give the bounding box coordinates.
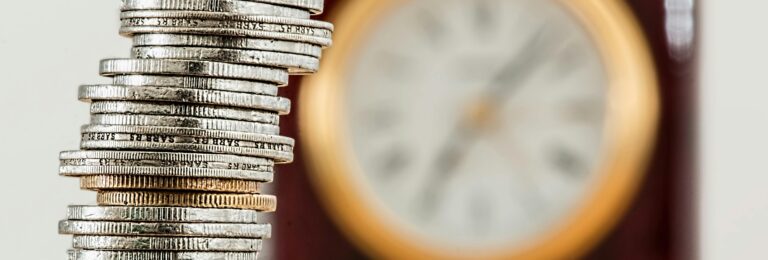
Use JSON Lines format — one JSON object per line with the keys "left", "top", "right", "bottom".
{"left": 344, "top": 0, "right": 606, "bottom": 247}
{"left": 300, "top": 0, "right": 658, "bottom": 258}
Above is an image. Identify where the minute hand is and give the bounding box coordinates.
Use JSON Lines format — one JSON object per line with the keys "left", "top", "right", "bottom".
{"left": 418, "top": 30, "right": 553, "bottom": 218}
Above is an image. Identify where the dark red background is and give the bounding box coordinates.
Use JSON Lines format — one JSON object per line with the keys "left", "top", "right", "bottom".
{"left": 276, "top": 1, "right": 698, "bottom": 259}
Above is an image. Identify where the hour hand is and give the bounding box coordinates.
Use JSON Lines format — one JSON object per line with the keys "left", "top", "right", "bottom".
{"left": 418, "top": 128, "right": 473, "bottom": 218}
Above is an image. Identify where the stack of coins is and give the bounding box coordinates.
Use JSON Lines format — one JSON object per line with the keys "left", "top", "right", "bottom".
{"left": 58, "top": 0, "right": 332, "bottom": 259}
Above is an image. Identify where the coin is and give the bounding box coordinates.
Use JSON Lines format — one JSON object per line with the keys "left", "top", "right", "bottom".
{"left": 132, "top": 34, "right": 323, "bottom": 58}
{"left": 60, "top": 0, "right": 334, "bottom": 254}
{"left": 122, "top": 0, "right": 311, "bottom": 19}
{"left": 112, "top": 74, "right": 280, "bottom": 95}
{"left": 90, "top": 114, "right": 280, "bottom": 135}
{"left": 131, "top": 46, "right": 320, "bottom": 73}
{"left": 78, "top": 125, "right": 294, "bottom": 162}
{"left": 72, "top": 235, "right": 262, "bottom": 251}
{"left": 90, "top": 101, "right": 280, "bottom": 124}
{"left": 120, "top": 11, "right": 334, "bottom": 37}
{"left": 97, "top": 191, "right": 278, "bottom": 211}
{"left": 60, "top": 150, "right": 274, "bottom": 170}
{"left": 80, "top": 175, "right": 262, "bottom": 193}
{"left": 99, "top": 59, "right": 289, "bottom": 84}
{"left": 66, "top": 205, "right": 261, "bottom": 223}
{"left": 60, "top": 220, "right": 271, "bottom": 238}
{"left": 79, "top": 85, "right": 291, "bottom": 113}
{"left": 68, "top": 250, "right": 260, "bottom": 260}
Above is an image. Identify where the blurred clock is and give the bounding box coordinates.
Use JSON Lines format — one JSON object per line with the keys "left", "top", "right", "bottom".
{"left": 298, "top": 0, "right": 663, "bottom": 259}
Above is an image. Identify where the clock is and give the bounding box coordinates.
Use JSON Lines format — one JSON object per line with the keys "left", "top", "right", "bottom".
{"left": 298, "top": 0, "right": 659, "bottom": 259}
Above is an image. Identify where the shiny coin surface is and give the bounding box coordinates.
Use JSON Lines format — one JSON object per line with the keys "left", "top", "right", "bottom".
{"left": 122, "top": 26, "right": 331, "bottom": 46}
{"left": 90, "top": 114, "right": 280, "bottom": 135}
{"left": 132, "top": 46, "right": 320, "bottom": 73}
{"left": 78, "top": 124, "right": 294, "bottom": 163}
{"left": 79, "top": 85, "right": 291, "bottom": 113}
{"left": 122, "top": 0, "right": 311, "bottom": 19}
{"left": 90, "top": 101, "right": 280, "bottom": 125}
{"left": 121, "top": 11, "right": 333, "bottom": 37}
{"left": 132, "top": 34, "right": 323, "bottom": 58}
{"left": 60, "top": 150, "right": 274, "bottom": 181}
{"left": 60, "top": 220, "right": 271, "bottom": 238}
{"left": 72, "top": 235, "right": 262, "bottom": 251}
{"left": 112, "top": 74, "right": 279, "bottom": 95}
{"left": 66, "top": 205, "right": 261, "bottom": 223}
{"left": 97, "top": 191, "right": 278, "bottom": 211}
{"left": 99, "top": 59, "right": 289, "bottom": 84}
{"left": 68, "top": 250, "right": 259, "bottom": 260}
{"left": 80, "top": 175, "right": 262, "bottom": 193}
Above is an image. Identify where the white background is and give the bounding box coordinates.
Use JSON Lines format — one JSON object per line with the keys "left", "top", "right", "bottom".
{"left": 0, "top": 0, "right": 759, "bottom": 259}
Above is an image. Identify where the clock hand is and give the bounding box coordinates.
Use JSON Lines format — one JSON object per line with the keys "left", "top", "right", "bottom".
{"left": 418, "top": 29, "right": 553, "bottom": 219}
{"left": 482, "top": 29, "right": 550, "bottom": 104}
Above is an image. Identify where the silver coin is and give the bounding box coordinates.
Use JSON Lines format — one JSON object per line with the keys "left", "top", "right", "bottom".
{"left": 80, "top": 124, "right": 293, "bottom": 146}
{"left": 72, "top": 235, "right": 262, "bottom": 251}
{"left": 91, "top": 101, "right": 280, "bottom": 124}
{"left": 79, "top": 125, "right": 294, "bottom": 163}
{"left": 242, "top": 0, "right": 323, "bottom": 14}
{"left": 66, "top": 206, "right": 260, "bottom": 223}
{"left": 60, "top": 150, "right": 274, "bottom": 170}
{"left": 68, "top": 250, "right": 259, "bottom": 260}
{"left": 132, "top": 46, "right": 320, "bottom": 73}
{"left": 79, "top": 85, "right": 291, "bottom": 114}
{"left": 60, "top": 220, "right": 272, "bottom": 238}
{"left": 112, "top": 75, "right": 279, "bottom": 95}
{"left": 99, "top": 59, "right": 289, "bottom": 85}
{"left": 122, "top": 0, "right": 311, "bottom": 19}
{"left": 61, "top": 165, "right": 273, "bottom": 181}
{"left": 133, "top": 34, "right": 323, "bottom": 58}
{"left": 121, "top": 10, "right": 334, "bottom": 36}
{"left": 90, "top": 114, "right": 280, "bottom": 135}
{"left": 60, "top": 150, "right": 274, "bottom": 180}
{"left": 122, "top": 26, "right": 332, "bottom": 47}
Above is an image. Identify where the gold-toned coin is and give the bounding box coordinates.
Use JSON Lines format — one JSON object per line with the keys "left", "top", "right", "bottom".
{"left": 80, "top": 175, "right": 261, "bottom": 193}
{"left": 97, "top": 191, "right": 276, "bottom": 211}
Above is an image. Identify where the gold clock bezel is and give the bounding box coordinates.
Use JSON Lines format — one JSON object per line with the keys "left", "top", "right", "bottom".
{"left": 299, "top": 0, "right": 659, "bottom": 259}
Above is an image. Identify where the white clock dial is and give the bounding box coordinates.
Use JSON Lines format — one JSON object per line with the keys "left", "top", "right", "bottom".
{"left": 343, "top": 0, "right": 608, "bottom": 248}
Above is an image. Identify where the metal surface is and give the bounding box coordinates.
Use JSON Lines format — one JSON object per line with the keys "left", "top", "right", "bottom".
{"left": 59, "top": 0, "right": 332, "bottom": 257}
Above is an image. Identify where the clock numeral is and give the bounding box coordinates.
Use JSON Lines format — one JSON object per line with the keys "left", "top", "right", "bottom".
{"left": 418, "top": 10, "right": 447, "bottom": 46}
{"left": 359, "top": 106, "right": 401, "bottom": 134}
{"left": 549, "top": 144, "right": 587, "bottom": 177}
{"left": 563, "top": 98, "right": 604, "bottom": 124}
{"left": 376, "top": 144, "right": 410, "bottom": 180}
{"left": 472, "top": 0, "right": 496, "bottom": 35}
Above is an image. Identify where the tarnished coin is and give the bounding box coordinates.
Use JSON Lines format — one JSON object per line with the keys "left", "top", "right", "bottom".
{"left": 90, "top": 101, "right": 280, "bottom": 125}
{"left": 68, "top": 250, "right": 259, "bottom": 260}
{"left": 132, "top": 34, "right": 323, "bottom": 58}
{"left": 78, "top": 125, "right": 294, "bottom": 163}
{"left": 121, "top": 11, "right": 334, "bottom": 38}
{"left": 80, "top": 175, "right": 262, "bottom": 193}
{"left": 97, "top": 191, "right": 278, "bottom": 211}
{"left": 60, "top": 150, "right": 274, "bottom": 181}
{"left": 132, "top": 46, "right": 320, "bottom": 73}
{"left": 79, "top": 85, "right": 291, "bottom": 113}
{"left": 99, "top": 59, "right": 289, "bottom": 85}
{"left": 122, "top": 0, "right": 311, "bottom": 19}
{"left": 72, "top": 235, "right": 262, "bottom": 251}
{"left": 60, "top": 220, "right": 271, "bottom": 238}
{"left": 90, "top": 114, "right": 280, "bottom": 135}
{"left": 112, "top": 75, "right": 279, "bottom": 95}
{"left": 66, "top": 205, "right": 261, "bottom": 223}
